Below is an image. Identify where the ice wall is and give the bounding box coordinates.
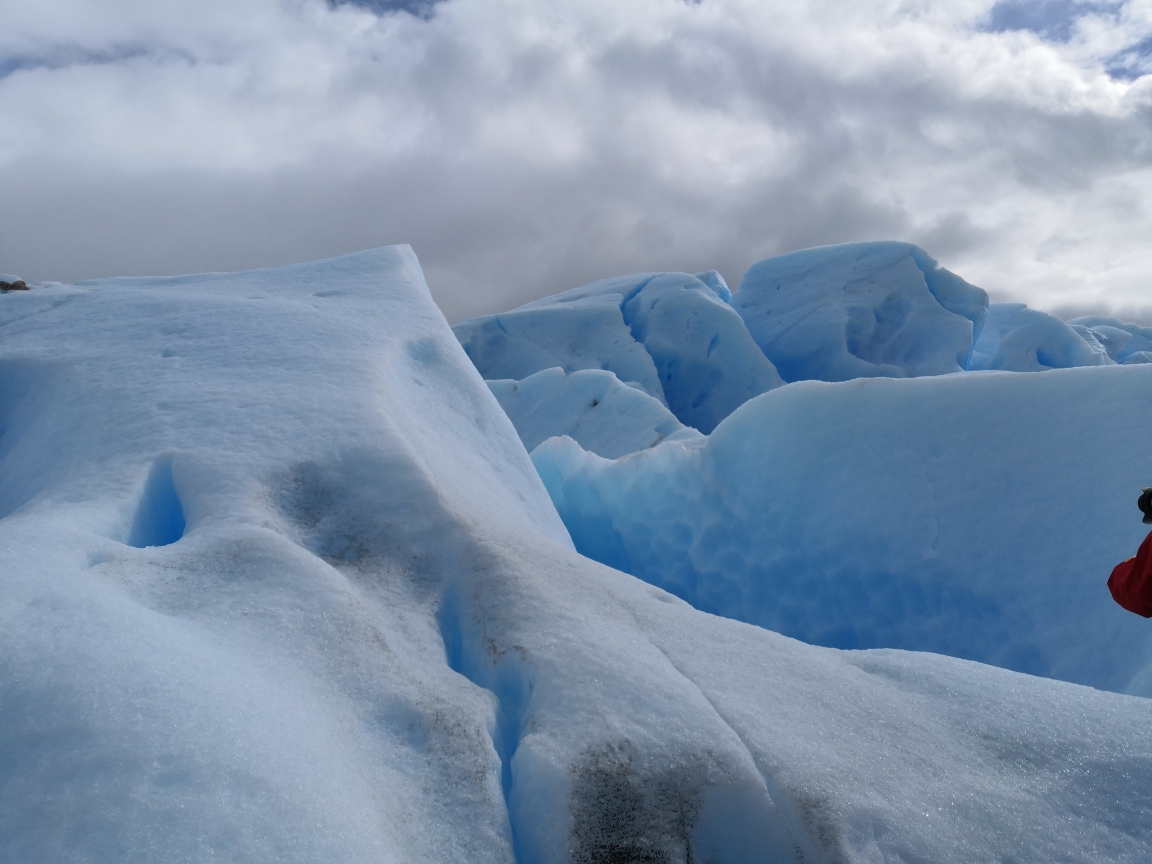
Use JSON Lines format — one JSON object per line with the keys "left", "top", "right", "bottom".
{"left": 455, "top": 271, "right": 783, "bottom": 434}
{"left": 533, "top": 364, "right": 1152, "bottom": 695}
{"left": 488, "top": 367, "right": 702, "bottom": 459}
{"left": 453, "top": 293, "right": 667, "bottom": 403}
{"left": 970, "top": 303, "right": 1111, "bottom": 371}
{"left": 731, "top": 241, "right": 989, "bottom": 381}
{"left": 1067, "top": 315, "right": 1152, "bottom": 363}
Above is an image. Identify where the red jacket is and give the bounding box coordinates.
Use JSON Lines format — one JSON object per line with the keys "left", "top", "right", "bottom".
{"left": 1109, "top": 531, "right": 1152, "bottom": 617}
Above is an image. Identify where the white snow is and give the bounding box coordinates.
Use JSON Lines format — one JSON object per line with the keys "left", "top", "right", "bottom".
{"left": 2, "top": 246, "right": 1151, "bottom": 863}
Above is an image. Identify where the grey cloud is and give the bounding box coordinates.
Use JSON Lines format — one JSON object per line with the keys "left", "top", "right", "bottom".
{"left": 1048, "top": 302, "right": 1152, "bottom": 325}
{"left": 0, "top": 147, "right": 912, "bottom": 324}
{"left": 0, "top": 43, "right": 193, "bottom": 80}
{"left": 2, "top": 0, "right": 1151, "bottom": 322}
{"left": 329, "top": 0, "right": 443, "bottom": 20}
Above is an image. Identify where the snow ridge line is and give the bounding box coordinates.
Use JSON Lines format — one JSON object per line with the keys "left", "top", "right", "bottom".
{"left": 646, "top": 639, "right": 834, "bottom": 864}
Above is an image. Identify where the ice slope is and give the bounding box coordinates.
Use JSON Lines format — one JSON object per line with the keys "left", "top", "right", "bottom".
{"left": 732, "top": 241, "right": 988, "bottom": 381}
{"left": 534, "top": 364, "right": 1152, "bottom": 695}
{"left": 487, "top": 367, "right": 702, "bottom": 459}
{"left": 455, "top": 271, "right": 783, "bottom": 433}
{"left": 2, "top": 248, "right": 1151, "bottom": 863}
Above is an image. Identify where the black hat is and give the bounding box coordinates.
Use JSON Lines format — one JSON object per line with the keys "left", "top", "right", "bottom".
{"left": 1140, "top": 488, "right": 1152, "bottom": 525}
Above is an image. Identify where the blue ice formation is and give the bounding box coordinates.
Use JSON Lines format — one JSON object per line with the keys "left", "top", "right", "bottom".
{"left": 532, "top": 364, "right": 1152, "bottom": 695}
{"left": 731, "top": 241, "right": 989, "bottom": 382}
{"left": 453, "top": 288, "right": 666, "bottom": 402}
{"left": 1067, "top": 315, "right": 1152, "bottom": 363}
{"left": 969, "top": 303, "right": 1110, "bottom": 371}
{"left": 455, "top": 271, "right": 783, "bottom": 433}
{"left": 488, "top": 367, "right": 701, "bottom": 459}
{"left": 457, "top": 243, "right": 1142, "bottom": 458}
{"left": 692, "top": 269, "right": 731, "bottom": 301}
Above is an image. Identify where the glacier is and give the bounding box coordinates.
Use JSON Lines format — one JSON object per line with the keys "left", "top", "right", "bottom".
{"left": 532, "top": 365, "right": 1152, "bottom": 692}
{"left": 730, "top": 241, "right": 988, "bottom": 382}
{"left": 455, "top": 271, "right": 783, "bottom": 434}
{"left": 2, "top": 246, "right": 1151, "bottom": 862}
{"left": 466, "top": 241, "right": 1152, "bottom": 696}
{"left": 455, "top": 243, "right": 1124, "bottom": 454}
{"left": 487, "top": 367, "right": 702, "bottom": 459}
{"left": 970, "top": 302, "right": 1110, "bottom": 371}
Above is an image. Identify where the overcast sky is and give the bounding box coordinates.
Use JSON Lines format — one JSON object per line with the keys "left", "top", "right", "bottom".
{"left": 2, "top": 0, "right": 1151, "bottom": 323}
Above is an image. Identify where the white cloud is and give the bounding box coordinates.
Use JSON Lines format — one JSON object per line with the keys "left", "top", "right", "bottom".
{"left": 1, "top": 0, "right": 1150, "bottom": 323}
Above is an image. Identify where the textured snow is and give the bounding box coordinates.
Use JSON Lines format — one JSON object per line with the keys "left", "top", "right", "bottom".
{"left": 533, "top": 364, "right": 1152, "bottom": 695}
{"left": 455, "top": 271, "right": 783, "bottom": 433}
{"left": 3, "top": 247, "right": 1151, "bottom": 863}
{"left": 732, "top": 241, "right": 989, "bottom": 382}
{"left": 488, "top": 367, "right": 701, "bottom": 459}
{"left": 970, "top": 303, "right": 1109, "bottom": 371}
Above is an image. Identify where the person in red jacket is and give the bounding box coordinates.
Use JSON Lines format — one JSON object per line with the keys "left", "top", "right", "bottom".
{"left": 1109, "top": 488, "right": 1152, "bottom": 617}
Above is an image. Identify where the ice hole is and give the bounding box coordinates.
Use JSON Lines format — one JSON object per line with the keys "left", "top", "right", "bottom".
{"left": 127, "top": 456, "right": 186, "bottom": 548}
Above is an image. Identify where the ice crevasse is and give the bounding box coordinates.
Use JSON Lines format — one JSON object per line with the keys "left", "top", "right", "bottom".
{"left": 1, "top": 247, "right": 1150, "bottom": 862}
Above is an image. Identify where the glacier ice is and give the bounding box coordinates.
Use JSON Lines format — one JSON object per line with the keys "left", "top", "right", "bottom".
{"left": 970, "top": 303, "right": 1110, "bottom": 371}
{"left": 487, "top": 367, "right": 701, "bottom": 459}
{"left": 621, "top": 273, "right": 784, "bottom": 433}
{"left": 1067, "top": 315, "right": 1152, "bottom": 364}
{"left": 455, "top": 271, "right": 783, "bottom": 434}
{"left": 533, "top": 364, "right": 1152, "bottom": 695}
{"left": 453, "top": 291, "right": 667, "bottom": 403}
{"left": 2, "top": 247, "right": 1151, "bottom": 863}
{"left": 731, "top": 241, "right": 989, "bottom": 381}
{"left": 692, "top": 269, "right": 731, "bottom": 301}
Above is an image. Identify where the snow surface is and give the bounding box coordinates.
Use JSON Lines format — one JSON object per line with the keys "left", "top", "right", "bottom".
{"left": 3, "top": 247, "right": 1151, "bottom": 862}
{"left": 732, "top": 241, "right": 989, "bottom": 382}
{"left": 488, "top": 367, "right": 702, "bottom": 459}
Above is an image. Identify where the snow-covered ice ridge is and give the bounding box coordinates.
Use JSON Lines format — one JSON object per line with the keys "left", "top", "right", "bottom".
{"left": 3, "top": 246, "right": 1151, "bottom": 863}
{"left": 457, "top": 240, "right": 1152, "bottom": 697}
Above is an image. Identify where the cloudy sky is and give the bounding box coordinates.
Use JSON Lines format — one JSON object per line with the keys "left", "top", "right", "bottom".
{"left": 2, "top": 0, "right": 1150, "bottom": 323}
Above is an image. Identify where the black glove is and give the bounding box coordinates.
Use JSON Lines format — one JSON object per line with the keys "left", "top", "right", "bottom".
{"left": 1140, "top": 488, "right": 1152, "bottom": 525}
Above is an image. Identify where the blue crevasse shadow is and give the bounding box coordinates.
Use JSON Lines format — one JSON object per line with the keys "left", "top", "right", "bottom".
{"left": 127, "top": 456, "right": 186, "bottom": 548}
